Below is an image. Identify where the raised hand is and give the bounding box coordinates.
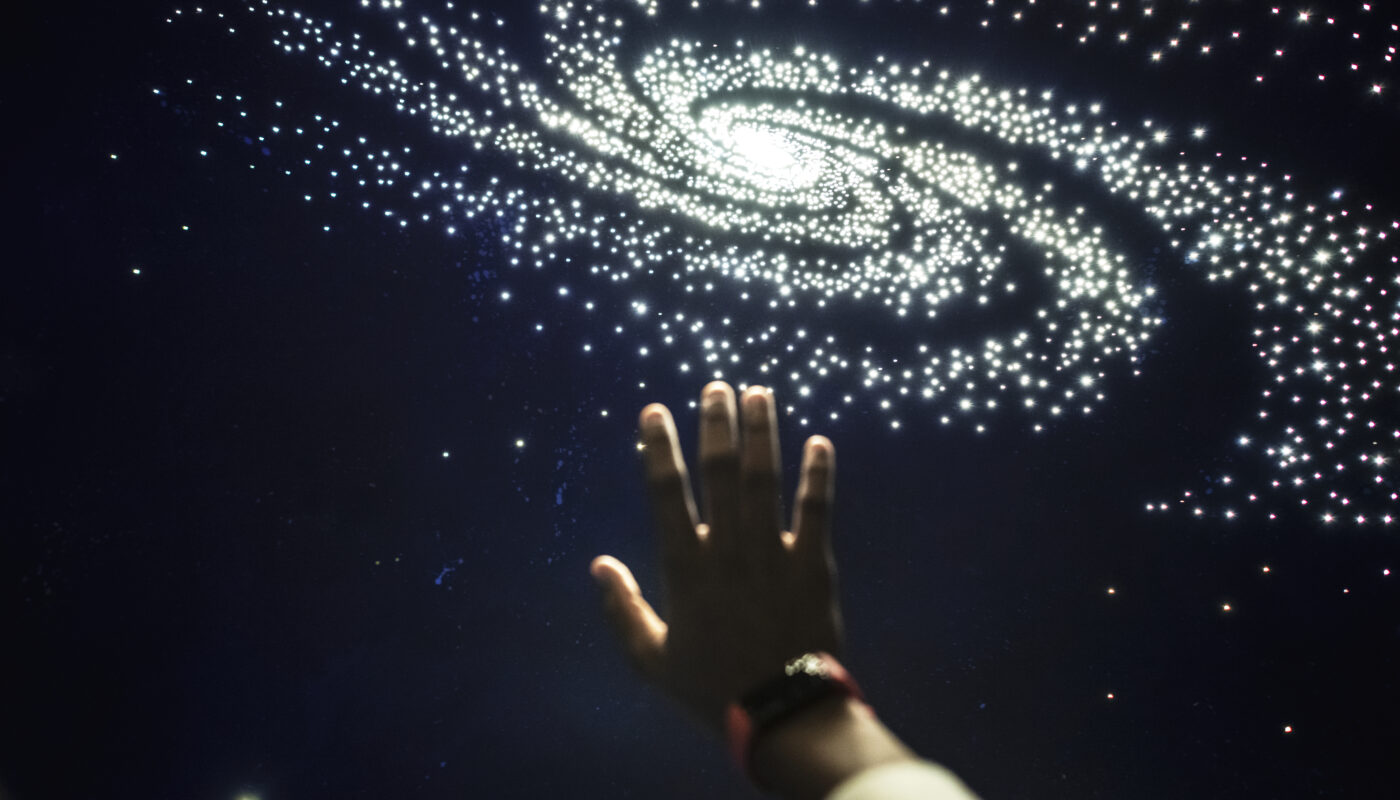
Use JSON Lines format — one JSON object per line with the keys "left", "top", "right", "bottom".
{"left": 590, "top": 381, "right": 843, "bottom": 733}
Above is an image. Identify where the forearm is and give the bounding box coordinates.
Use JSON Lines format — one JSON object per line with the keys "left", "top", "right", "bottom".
{"left": 748, "top": 695, "right": 918, "bottom": 799}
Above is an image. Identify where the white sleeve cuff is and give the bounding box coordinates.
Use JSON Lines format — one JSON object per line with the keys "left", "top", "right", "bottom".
{"left": 826, "top": 759, "right": 980, "bottom": 800}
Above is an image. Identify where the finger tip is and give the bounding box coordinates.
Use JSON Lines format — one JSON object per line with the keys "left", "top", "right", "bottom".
{"left": 639, "top": 403, "right": 668, "bottom": 428}
{"left": 590, "top": 555, "right": 641, "bottom": 594}
{"left": 742, "top": 386, "right": 770, "bottom": 415}
{"left": 589, "top": 554, "right": 615, "bottom": 577}
{"left": 702, "top": 380, "right": 731, "bottom": 398}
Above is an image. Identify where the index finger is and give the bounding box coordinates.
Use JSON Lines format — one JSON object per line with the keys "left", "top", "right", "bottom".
{"left": 639, "top": 403, "right": 702, "bottom": 574}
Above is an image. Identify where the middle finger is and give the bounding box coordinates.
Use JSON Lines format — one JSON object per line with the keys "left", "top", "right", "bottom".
{"left": 738, "top": 386, "right": 786, "bottom": 568}
{"left": 698, "top": 382, "right": 741, "bottom": 559}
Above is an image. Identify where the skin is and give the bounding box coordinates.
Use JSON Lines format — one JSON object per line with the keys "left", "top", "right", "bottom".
{"left": 589, "top": 381, "right": 844, "bottom": 733}
{"left": 589, "top": 382, "right": 976, "bottom": 800}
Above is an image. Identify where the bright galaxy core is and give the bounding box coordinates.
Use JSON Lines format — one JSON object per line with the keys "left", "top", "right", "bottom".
{"left": 160, "top": 0, "right": 1398, "bottom": 526}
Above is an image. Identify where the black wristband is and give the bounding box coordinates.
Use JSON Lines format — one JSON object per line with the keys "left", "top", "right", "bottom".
{"left": 724, "top": 652, "right": 865, "bottom": 784}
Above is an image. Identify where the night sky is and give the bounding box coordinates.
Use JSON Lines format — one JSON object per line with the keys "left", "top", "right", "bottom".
{"left": 6, "top": 1, "right": 1398, "bottom": 798}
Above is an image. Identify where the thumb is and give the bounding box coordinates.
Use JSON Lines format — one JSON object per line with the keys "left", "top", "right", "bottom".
{"left": 590, "top": 555, "right": 667, "bottom": 678}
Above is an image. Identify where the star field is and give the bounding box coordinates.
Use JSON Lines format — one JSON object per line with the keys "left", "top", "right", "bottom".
{"left": 160, "top": 0, "right": 1396, "bottom": 528}
{"left": 7, "top": 2, "right": 1400, "bottom": 800}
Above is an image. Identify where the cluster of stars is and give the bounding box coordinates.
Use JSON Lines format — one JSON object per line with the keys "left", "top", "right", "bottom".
{"left": 881, "top": 0, "right": 1397, "bottom": 98}
{"left": 164, "top": 0, "right": 1395, "bottom": 526}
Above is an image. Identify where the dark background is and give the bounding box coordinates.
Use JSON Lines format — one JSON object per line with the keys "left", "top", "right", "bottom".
{"left": 5, "top": 1, "right": 1397, "bottom": 798}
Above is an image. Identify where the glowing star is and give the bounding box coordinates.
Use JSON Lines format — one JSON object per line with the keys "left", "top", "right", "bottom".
{"left": 728, "top": 126, "right": 802, "bottom": 176}
{"left": 167, "top": 0, "right": 1395, "bottom": 527}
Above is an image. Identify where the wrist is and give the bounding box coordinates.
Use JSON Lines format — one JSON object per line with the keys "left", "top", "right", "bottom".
{"left": 748, "top": 695, "right": 916, "bottom": 799}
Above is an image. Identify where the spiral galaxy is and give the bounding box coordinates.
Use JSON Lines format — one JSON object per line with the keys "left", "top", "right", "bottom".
{"left": 163, "top": 0, "right": 1397, "bottom": 525}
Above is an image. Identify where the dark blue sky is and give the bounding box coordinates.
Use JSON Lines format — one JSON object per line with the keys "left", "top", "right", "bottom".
{"left": 5, "top": 2, "right": 1397, "bottom": 798}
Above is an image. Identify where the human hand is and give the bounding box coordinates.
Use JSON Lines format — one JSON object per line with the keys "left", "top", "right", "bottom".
{"left": 590, "top": 381, "right": 843, "bottom": 734}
